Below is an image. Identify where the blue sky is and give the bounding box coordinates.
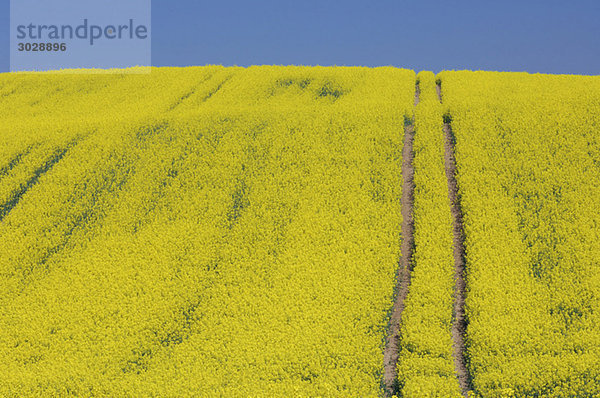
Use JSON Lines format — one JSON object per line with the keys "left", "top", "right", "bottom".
{"left": 1, "top": 0, "right": 599, "bottom": 74}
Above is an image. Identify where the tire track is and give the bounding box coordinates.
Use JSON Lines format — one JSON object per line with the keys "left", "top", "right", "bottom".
{"left": 167, "top": 72, "right": 216, "bottom": 112}
{"left": 202, "top": 75, "right": 233, "bottom": 102}
{"left": 32, "top": 122, "right": 174, "bottom": 272}
{"left": 0, "top": 145, "right": 35, "bottom": 182}
{"left": 0, "top": 143, "right": 74, "bottom": 223}
{"left": 437, "top": 80, "right": 472, "bottom": 396}
{"left": 8, "top": 124, "right": 167, "bottom": 289}
{"left": 383, "top": 80, "right": 419, "bottom": 396}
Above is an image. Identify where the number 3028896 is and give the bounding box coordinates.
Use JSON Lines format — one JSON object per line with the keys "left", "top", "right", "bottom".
{"left": 18, "top": 43, "right": 67, "bottom": 52}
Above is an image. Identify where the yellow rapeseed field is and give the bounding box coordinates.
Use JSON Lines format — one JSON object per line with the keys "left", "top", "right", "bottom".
{"left": 0, "top": 66, "right": 599, "bottom": 397}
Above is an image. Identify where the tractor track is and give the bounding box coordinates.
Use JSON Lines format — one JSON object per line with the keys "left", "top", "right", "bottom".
{"left": 438, "top": 81, "right": 472, "bottom": 397}
{"left": 382, "top": 80, "right": 419, "bottom": 396}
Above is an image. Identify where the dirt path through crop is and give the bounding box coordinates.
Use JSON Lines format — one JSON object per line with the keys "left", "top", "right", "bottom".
{"left": 383, "top": 82, "right": 419, "bottom": 396}
{"left": 438, "top": 82, "right": 471, "bottom": 397}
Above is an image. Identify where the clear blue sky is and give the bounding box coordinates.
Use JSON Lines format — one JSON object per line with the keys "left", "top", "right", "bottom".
{"left": 1, "top": 0, "right": 599, "bottom": 74}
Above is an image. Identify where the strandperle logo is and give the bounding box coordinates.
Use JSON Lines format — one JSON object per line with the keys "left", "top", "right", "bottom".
{"left": 16, "top": 19, "right": 149, "bottom": 46}
{"left": 10, "top": 0, "right": 151, "bottom": 73}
